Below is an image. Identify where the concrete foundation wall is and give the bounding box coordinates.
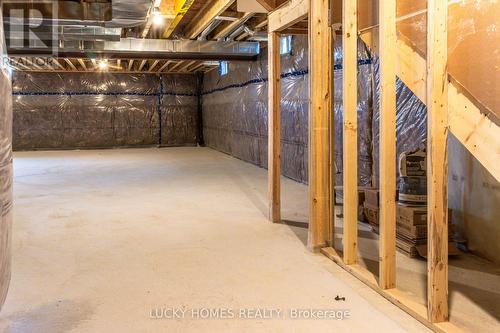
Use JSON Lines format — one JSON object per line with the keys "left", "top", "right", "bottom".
{"left": 12, "top": 72, "right": 199, "bottom": 150}
{"left": 449, "top": 134, "right": 500, "bottom": 264}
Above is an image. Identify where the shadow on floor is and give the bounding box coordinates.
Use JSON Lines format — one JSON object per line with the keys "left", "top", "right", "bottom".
{"left": 2, "top": 300, "right": 93, "bottom": 333}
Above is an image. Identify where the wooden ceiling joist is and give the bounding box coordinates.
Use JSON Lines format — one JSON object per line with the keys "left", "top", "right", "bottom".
{"left": 184, "top": 0, "right": 236, "bottom": 39}
{"left": 162, "top": 0, "right": 196, "bottom": 39}
{"left": 268, "top": 0, "right": 308, "bottom": 33}
{"left": 63, "top": 58, "right": 77, "bottom": 71}
{"left": 213, "top": 12, "right": 256, "bottom": 40}
{"left": 52, "top": 59, "right": 65, "bottom": 70}
{"left": 138, "top": 59, "right": 147, "bottom": 71}
{"left": 168, "top": 61, "right": 185, "bottom": 72}
{"left": 188, "top": 62, "right": 205, "bottom": 72}
{"left": 236, "top": 17, "right": 268, "bottom": 40}
{"left": 148, "top": 60, "right": 160, "bottom": 72}
{"left": 77, "top": 59, "right": 87, "bottom": 71}
{"left": 157, "top": 60, "right": 172, "bottom": 73}
{"left": 255, "top": 0, "right": 277, "bottom": 11}
{"left": 178, "top": 60, "right": 197, "bottom": 72}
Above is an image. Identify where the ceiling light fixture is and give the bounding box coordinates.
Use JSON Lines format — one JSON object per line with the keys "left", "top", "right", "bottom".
{"left": 98, "top": 60, "right": 108, "bottom": 71}
{"left": 152, "top": 7, "right": 164, "bottom": 26}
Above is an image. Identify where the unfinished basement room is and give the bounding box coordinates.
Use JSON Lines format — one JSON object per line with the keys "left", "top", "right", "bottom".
{"left": 0, "top": 0, "right": 498, "bottom": 332}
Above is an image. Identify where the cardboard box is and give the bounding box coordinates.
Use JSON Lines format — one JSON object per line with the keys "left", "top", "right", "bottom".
{"left": 397, "top": 203, "right": 452, "bottom": 226}
{"left": 397, "top": 203, "right": 427, "bottom": 226}
{"left": 397, "top": 223, "right": 455, "bottom": 240}
{"left": 363, "top": 202, "right": 379, "bottom": 226}
{"left": 364, "top": 189, "right": 380, "bottom": 207}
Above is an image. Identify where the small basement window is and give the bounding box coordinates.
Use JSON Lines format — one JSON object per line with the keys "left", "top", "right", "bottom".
{"left": 280, "top": 36, "right": 293, "bottom": 55}
{"left": 219, "top": 61, "right": 229, "bottom": 76}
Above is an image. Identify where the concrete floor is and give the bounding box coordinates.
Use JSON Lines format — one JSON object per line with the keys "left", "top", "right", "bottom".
{"left": 0, "top": 147, "right": 433, "bottom": 333}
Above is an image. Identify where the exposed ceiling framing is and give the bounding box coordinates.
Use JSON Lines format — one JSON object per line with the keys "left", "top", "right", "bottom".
{"left": 4, "top": 0, "right": 294, "bottom": 74}
{"left": 8, "top": 57, "right": 218, "bottom": 74}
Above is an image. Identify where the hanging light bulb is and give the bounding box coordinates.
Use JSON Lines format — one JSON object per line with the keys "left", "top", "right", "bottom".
{"left": 152, "top": 7, "right": 164, "bottom": 26}
{"left": 98, "top": 60, "right": 108, "bottom": 71}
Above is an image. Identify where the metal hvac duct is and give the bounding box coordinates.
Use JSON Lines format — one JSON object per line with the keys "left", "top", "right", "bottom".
{"left": 2, "top": 0, "right": 150, "bottom": 28}
{"left": 8, "top": 38, "right": 261, "bottom": 61}
{"left": 6, "top": 26, "right": 122, "bottom": 42}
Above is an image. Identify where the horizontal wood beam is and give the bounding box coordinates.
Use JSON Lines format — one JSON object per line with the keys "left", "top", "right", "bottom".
{"left": 256, "top": 0, "right": 276, "bottom": 11}
{"left": 184, "top": 0, "right": 235, "bottom": 39}
{"left": 448, "top": 85, "right": 500, "bottom": 182}
{"left": 268, "top": 0, "right": 308, "bottom": 32}
{"left": 162, "top": 0, "right": 196, "bottom": 39}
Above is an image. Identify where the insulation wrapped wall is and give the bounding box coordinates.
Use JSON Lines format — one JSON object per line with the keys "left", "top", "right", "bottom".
{"left": 160, "top": 75, "right": 198, "bottom": 146}
{"left": 0, "top": 11, "right": 13, "bottom": 311}
{"left": 202, "top": 36, "right": 374, "bottom": 185}
{"left": 372, "top": 55, "right": 427, "bottom": 187}
{"left": 12, "top": 73, "right": 198, "bottom": 150}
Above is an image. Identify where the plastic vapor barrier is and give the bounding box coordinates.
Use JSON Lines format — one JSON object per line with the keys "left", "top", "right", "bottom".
{"left": 334, "top": 38, "right": 374, "bottom": 187}
{"left": 202, "top": 36, "right": 374, "bottom": 185}
{"left": 371, "top": 55, "right": 428, "bottom": 187}
{"left": 12, "top": 72, "right": 198, "bottom": 150}
{"left": 160, "top": 75, "right": 198, "bottom": 146}
{"left": 0, "top": 11, "right": 13, "bottom": 311}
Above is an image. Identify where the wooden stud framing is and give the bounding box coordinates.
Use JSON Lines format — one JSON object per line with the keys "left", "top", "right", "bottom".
{"left": 378, "top": 0, "right": 397, "bottom": 290}
{"left": 268, "top": 31, "right": 281, "bottom": 223}
{"left": 342, "top": 0, "right": 358, "bottom": 265}
{"left": 359, "top": 31, "right": 500, "bottom": 183}
{"left": 307, "top": 0, "right": 332, "bottom": 251}
{"left": 426, "top": 0, "right": 449, "bottom": 324}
